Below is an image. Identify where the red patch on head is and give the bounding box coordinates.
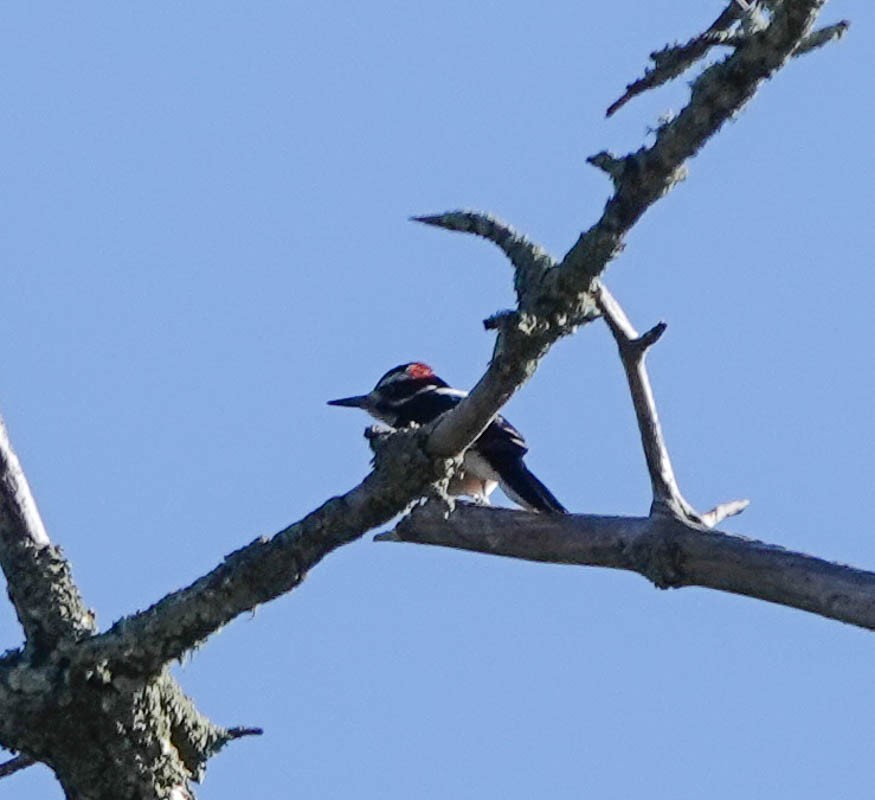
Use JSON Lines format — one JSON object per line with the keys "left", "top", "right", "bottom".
{"left": 407, "top": 362, "right": 434, "bottom": 379}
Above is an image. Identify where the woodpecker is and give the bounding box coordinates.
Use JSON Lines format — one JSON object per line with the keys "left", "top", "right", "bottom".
{"left": 328, "top": 362, "right": 566, "bottom": 513}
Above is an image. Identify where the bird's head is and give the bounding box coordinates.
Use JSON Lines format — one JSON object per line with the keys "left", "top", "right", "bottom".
{"left": 327, "top": 362, "right": 447, "bottom": 422}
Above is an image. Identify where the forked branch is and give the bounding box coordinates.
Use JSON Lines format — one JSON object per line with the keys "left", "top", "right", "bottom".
{"left": 606, "top": 2, "right": 848, "bottom": 117}
{"left": 0, "top": 3, "right": 848, "bottom": 796}
{"left": 593, "top": 282, "right": 748, "bottom": 525}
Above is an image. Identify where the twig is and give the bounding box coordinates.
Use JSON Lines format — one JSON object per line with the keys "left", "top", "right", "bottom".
{"left": 606, "top": 1, "right": 749, "bottom": 118}
{"left": 207, "top": 725, "right": 264, "bottom": 758}
{"left": 592, "top": 283, "right": 677, "bottom": 508}
{"left": 593, "top": 282, "right": 747, "bottom": 525}
{"left": 562, "top": 1, "right": 832, "bottom": 294}
{"left": 606, "top": 5, "right": 848, "bottom": 118}
{"left": 225, "top": 727, "right": 263, "bottom": 740}
{"left": 794, "top": 20, "right": 850, "bottom": 56}
{"left": 0, "top": 754, "right": 35, "bottom": 779}
{"left": 699, "top": 499, "right": 751, "bottom": 528}
{"left": 412, "top": 212, "right": 554, "bottom": 286}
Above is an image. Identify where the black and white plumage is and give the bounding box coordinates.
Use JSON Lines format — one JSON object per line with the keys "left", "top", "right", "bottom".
{"left": 328, "top": 362, "right": 566, "bottom": 514}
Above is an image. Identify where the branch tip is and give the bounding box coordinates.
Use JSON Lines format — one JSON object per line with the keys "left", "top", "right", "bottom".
{"left": 587, "top": 151, "right": 626, "bottom": 184}
{"left": 410, "top": 214, "right": 443, "bottom": 227}
{"left": 0, "top": 754, "right": 36, "bottom": 779}
{"left": 603, "top": 0, "right": 766, "bottom": 117}
{"left": 637, "top": 321, "right": 667, "bottom": 350}
{"left": 484, "top": 310, "right": 517, "bottom": 331}
{"left": 699, "top": 499, "right": 750, "bottom": 528}
{"left": 794, "top": 20, "right": 850, "bottom": 56}
{"left": 409, "top": 212, "right": 477, "bottom": 233}
{"left": 225, "top": 726, "right": 263, "bottom": 741}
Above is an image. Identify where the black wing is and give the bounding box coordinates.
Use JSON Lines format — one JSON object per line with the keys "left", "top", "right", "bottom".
{"left": 392, "top": 389, "right": 462, "bottom": 427}
{"left": 477, "top": 414, "right": 529, "bottom": 459}
{"left": 479, "top": 417, "right": 567, "bottom": 514}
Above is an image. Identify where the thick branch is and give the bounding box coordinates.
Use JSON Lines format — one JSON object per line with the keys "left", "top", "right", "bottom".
{"left": 416, "top": 4, "right": 831, "bottom": 467}
{"left": 0, "top": 3, "right": 843, "bottom": 797}
{"left": 2, "top": 0, "right": 829, "bottom": 688}
{"left": 0, "top": 416, "right": 94, "bottom": 650}
{"left": 76, "top": 428, "right": 454, "bottom": 676}
{"left": 388, "top": 503, "right": 875, "bottom": 631}
{"left": 2, "top": 0, "right": 833, "bottom": 721}
{"left": 0, "top": 417, "right": 48, "bottom": 549}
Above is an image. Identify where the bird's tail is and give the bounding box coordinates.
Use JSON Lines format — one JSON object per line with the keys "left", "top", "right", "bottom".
{"left": 498, "top": 462, "right": 567, "bottom": 514}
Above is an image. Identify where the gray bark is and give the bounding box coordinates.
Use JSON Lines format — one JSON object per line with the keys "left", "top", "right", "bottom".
{"left": 0, "top": 3, "right": 851, "bottom": 797}
{"left": 387, "top": 503, "right": 875, "bottom": 631}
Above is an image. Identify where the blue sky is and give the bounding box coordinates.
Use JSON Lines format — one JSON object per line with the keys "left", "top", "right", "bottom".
{"left": 1, "top": 2, "right": 873, "bottom": 798}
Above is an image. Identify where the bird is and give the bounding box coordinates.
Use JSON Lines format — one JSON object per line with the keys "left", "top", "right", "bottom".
{"left": 328, "top": 362, "right": 566, "bottom": 513}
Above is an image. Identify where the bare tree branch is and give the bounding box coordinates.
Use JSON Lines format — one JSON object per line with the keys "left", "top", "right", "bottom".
{"left": 386, "top": 503, "right": 875, "bottom": 631}
{"left": 0, "top": 417, "right": 49, "bottom": 548}
{"left": 569, "top": 1, "right": 831, "bottom": 288}
{"left": 794, "top": 19, "right": 850, "bottom": 55}
{"left": 605, "top": 1, "right": 750, "bottom": 118}
{"left": 0, "top": 416, "right": 95, "bottom": 650}
{"left": 0, "top": 422, "right": 264, "bottom": 795}
{"left": 223, "top": 727, "right": 263, "bottom": 741}
{"left": 0, "top": 657, "right": 260, "bottom": 795}
{"left": 0, "top": 7, "right": 835, "bottom": 676}
{"left": 75, "top": 427, "right": 456, "bottom": 676}
{"left": 418, "top": 2, "right": 833, "bottom": 467}
{"left": 592, "top": 283, "right": 748, "bottom": 524}
{"left": 592, "top": 285, "right": 682, "bottom": 511}
{"left": 0, "top": 754, "right": 35, "bottom": 780}
{"left": 412, "top": 212, "right": 555, "bottom": 292}
{"left": 0, "top": 3, "right": 845, "bottom": 797}
{"left": 606, "top": 4, "right": 847, "bottom": 118}
{"left": 699, "top": 499, "right": 752, "bottom": 528}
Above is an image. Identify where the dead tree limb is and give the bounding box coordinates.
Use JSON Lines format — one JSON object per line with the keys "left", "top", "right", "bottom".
{"left": 0, "top": 2, "right": 847, "bottom": 797}
{"left": 605, "top": 2, "right": 847, "bottom": 118}
{"left": 0, "top": 416, "right": 94, "bottom": 651}
{"left": 71, "top": 0, "right": 835, "bottom": 682}
{"left": 382, "top": 286, "right": 872, "bottom": 630}
{"left": 592, "top": 283, "right": 749, "bottom": 526}
{"left": 384, "top": 503, "right": 875, "bottom": 631}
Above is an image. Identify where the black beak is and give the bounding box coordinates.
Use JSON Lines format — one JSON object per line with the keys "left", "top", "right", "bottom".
{"left": 327, "top": 394, "right": 370, "bottom": 409}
